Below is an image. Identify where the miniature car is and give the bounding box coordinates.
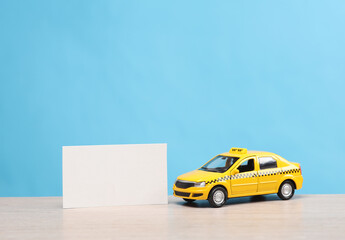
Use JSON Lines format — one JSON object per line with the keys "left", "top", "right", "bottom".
{"left": 173, "top": 148, "right": 303, "bottom": 207}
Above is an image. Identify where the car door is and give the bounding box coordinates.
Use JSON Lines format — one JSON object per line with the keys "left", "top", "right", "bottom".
{"left": 257, "top": 156, "right": 280, "bottom": 193}
{"left": 230, "top": 157, "right": 258, "bottom": 195}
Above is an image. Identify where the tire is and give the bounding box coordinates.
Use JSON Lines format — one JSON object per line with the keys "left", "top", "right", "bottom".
{"left": 208, "top": 186, "right": 227, "bottom": 208}
{"left": 277, "top": 180, "right": 295, "bottom": 200}
{"left": 183, "top": 198, "right": 195, "bottom": 203}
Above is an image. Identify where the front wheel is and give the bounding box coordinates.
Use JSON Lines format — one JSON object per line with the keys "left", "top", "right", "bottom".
{"left": 208, "top": 187, "right": 227, "bottom": 208}
{"left": 277, "top": 180, "right": 295, "bottom": 200}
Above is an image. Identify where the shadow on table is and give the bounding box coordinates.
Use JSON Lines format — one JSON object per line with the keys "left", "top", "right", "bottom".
{"left": 172, "top": 194, "right": 303, "bottom": 208}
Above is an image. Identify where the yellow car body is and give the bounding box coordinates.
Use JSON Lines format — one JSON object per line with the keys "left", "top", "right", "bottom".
{"left": 173, "top": 148, "right": 303, "bottom": 206}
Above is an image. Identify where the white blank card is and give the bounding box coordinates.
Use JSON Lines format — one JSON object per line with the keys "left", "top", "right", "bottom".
{"left": 63, "top": 144, "right": 167, "bottom": 208}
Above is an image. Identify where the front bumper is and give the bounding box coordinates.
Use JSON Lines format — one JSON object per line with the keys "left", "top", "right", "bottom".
{"left": 173, "top": 184, "right": 209, "bottom": 200}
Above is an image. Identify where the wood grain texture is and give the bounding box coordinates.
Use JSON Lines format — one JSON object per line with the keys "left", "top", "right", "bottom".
{"left": 0, "top": 195, "right": 344, "bottom": 239}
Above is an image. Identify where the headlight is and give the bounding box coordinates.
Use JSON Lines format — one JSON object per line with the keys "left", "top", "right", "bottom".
{"left": 194, "top": 181, "right": 206, "bottom": 187}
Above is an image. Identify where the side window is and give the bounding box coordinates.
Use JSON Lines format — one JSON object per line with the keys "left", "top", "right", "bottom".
{"left": 237, "top": 159, "right": 255, "bottom": 173}
{"left": 259, "top": 157, "right": 277, "bottom": 170}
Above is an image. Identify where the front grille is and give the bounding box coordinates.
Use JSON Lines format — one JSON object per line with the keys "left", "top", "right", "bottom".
{"left": 174, "top": 191, "right": 190, "bottom": 197}
{"left": 175, "top": 180, "right": 194, "bottom": 189}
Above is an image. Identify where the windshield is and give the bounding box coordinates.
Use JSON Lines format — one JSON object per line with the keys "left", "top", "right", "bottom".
{"left": 200, "top": 155, "right": 239, "bottom": 173}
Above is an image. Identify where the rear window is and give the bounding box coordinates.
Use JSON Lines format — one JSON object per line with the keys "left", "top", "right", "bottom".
{"left": 259, "top": 157, "right": 277, "bottom": 170}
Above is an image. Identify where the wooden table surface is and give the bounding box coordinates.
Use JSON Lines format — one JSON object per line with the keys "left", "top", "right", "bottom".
{"left": 0, "top": 194, "right": 344, "bottom": 239}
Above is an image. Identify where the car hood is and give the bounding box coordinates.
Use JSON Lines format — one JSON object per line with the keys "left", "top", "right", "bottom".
{"left": 177, "top": 170, "right": 223, "bottom": 182}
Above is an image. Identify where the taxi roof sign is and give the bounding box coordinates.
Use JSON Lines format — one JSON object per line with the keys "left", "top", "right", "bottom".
{"left": 230, "top": 148, "right": 247, "bottom": 154}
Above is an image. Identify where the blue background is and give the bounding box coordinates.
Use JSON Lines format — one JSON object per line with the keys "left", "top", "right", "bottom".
{"left": 1, "top": 1, "right": 344, "bottom": 196}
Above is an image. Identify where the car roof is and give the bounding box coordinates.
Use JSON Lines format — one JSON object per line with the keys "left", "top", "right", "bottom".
{"left": 219, "top": 150, "right": 276, "bottom": 158}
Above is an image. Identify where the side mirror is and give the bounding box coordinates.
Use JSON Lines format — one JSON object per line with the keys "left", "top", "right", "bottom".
{"left": 232, "top": 169, "right": 239, "bottom": 175}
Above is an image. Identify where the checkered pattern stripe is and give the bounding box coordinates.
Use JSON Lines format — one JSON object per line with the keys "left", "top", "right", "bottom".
{"left": 258, "top": 168, "right": 300, "bottom": 177}
{"left": 231, "top": 172, "right": 257, "bottom": 180}
{"left": 205, "top": 175, "right": 231, "bottom": 184}
{"left": 205, "top": 168, "right": 300, "bottom": 185}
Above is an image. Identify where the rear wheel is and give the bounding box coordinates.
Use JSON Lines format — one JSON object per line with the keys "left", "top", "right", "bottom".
{"left": 277, "top": 180, "right": 295, "bottom": 200}
{"left": 183, "top": 198, "right": 195, "bottom": 203}
{"left": 208, "top": 186, "right": 227, "bottom": 208}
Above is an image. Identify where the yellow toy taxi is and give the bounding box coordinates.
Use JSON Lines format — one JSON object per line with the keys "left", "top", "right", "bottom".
{"left": 173, "top": 148, "right": 303, "bottom": 207}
